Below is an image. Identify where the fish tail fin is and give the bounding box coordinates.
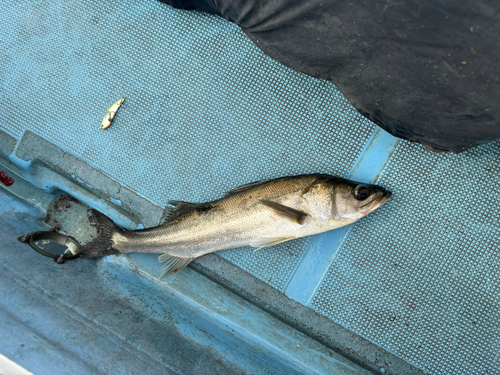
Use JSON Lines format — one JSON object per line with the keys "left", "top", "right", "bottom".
{"left": 158, "top": 254, "right": 195, "bottom": 279}
{"left": 79, "top": 209, "right": 121, "bottom": 258}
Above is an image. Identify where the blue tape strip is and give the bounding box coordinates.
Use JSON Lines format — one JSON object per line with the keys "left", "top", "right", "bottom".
{"left": 285, "top": 129, "right": 399, "bottom": 303}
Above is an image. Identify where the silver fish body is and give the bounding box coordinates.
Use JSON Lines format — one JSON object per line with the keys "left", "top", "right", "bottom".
{"left": 81, "top": 174, "right": 391, "bottom": 278}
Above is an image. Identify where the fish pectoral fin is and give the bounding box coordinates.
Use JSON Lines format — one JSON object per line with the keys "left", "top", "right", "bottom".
{"left": 260, "top": 200, "right": 308, "bottom": 225}
{"left": 250, "top": 237, "right": 295, "bottom": 252}
{"left": 158, "top": 254, "right": 195, "bottom": 279}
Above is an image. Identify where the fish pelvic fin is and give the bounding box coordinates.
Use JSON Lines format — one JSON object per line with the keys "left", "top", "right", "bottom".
{"left": 79, "top": 209, "right": 121, "bottom": 258}
{"left": 158, "top": 254, "right": 195, "bottom": 279}
{"left": 250, "top": 237, "right": 295, "bottom": 252}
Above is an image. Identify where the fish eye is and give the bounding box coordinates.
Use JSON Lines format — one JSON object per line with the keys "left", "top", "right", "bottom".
{"left": 354, "top": 185, "right": 370, "bottom": 201}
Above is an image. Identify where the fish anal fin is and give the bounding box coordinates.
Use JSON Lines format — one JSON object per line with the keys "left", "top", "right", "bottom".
{"left": 249, "top": 237, "right": 295, "bottom": 252}
{"left": 260, "top": 200, "right": 308, "bottom": 224}
{"left": 158, "top": 254, "right": 195, "bottom": 279}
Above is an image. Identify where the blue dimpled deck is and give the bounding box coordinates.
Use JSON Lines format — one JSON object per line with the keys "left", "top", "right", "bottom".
{"left": 311, "top": 141, "right": 500, "bottom": 375}
{"left": 2, "top": 1, "right": 500, "bottom": 374}
{"left": 0, "top": 0, "right": 375, "bottom": 292}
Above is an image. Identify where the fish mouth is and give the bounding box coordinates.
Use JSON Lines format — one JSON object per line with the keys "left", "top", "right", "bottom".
{"left": 361, "top": 190, "right": 392, "bottom": 215}
{"left": 377, "top": 190, "right": 392, "bottom": 206}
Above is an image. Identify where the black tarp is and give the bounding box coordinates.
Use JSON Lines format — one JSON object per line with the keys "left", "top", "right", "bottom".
{"left": 161, "top": 0, "right": 500, "bottom": 152}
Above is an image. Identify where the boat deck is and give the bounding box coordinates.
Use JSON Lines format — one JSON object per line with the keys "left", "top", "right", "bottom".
{"left": 1, "top": 1, "right": 499, "bottom": 374}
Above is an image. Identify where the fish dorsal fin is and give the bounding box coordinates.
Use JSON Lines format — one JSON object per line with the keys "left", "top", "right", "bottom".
{"left": 164, "top": 200, "right": 202, "bottom": 222}
{"left": 249, "top": 236, "right": 295, "bottom": 252}
{"left": 223, "top": 179, "right": 273, "bottom": 198}
{"left": 260, "top": 200, "right": 308, "bottom": 224}
{"left": 158, "top": 254, "right": 195, "bottom": 279}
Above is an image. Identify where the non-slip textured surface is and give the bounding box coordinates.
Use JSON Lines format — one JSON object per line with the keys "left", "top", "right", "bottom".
{"left": 0, "top": 0, "right": 375, "bottom": 291}
{"left": 312, "top": 140, "right": 500, "bottom": 375}
{"left": 2, "top": 1, "right": 499, "bottom": 374}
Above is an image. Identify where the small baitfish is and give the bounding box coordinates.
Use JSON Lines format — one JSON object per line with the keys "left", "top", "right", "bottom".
{"left": 80, "top": 174, "right": 391, "bottom": 278}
